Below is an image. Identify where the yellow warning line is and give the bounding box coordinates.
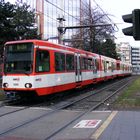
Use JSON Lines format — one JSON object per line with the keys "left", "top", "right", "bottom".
{"left": 90, "top": 111, "right": 118, "bottom": 140}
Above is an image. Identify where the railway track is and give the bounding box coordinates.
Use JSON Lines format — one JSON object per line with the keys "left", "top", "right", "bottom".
{"left": 65, "top": 77, "right": 134, "bottom": 111}
{"left": 0, "top": 77, "right": 125, "bottom": 118}
{"left": 44, "top": 76, "right": 135, "bottom": 139}
{"left": 0, "top": 76, "right": 135, "bottom": 139}
{"left": 0, "top": 77, "right": 130, "bottom": 118}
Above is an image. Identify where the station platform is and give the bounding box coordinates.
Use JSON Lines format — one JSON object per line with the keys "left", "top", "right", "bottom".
{"left": 0, "top": 106, "right": 139, "bottom": 140}
{"left": 95, "top": 111, "right": 140, "bottom": 140}
{"left": 49, "top": 110, "right": 140, "bottom": 140}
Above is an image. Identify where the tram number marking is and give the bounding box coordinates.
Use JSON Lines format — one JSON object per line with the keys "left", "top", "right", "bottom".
{"left": 13, "top": 83, "right": 19, "bottom": 86}
{"left": 73, "top": 120, "right": 101, "bottom": 128}
{"left": 13, "top": 78, "right": 20, "bottom": 81}
{"left": 35, "top": 78, "right": 42, "bottom": 81}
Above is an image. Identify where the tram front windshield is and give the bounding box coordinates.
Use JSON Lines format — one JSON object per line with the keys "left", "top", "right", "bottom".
{"left": 4, "top": 43, "right": 34, "bottom": 74}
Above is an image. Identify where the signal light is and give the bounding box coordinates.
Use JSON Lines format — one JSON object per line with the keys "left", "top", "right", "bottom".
{"left": 122, "top": 9, "right": 140, "bottom": 40}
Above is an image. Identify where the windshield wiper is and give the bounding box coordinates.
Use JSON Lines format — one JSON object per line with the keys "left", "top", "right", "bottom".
{"left": 23, "top": 71, "right": 30, "bottom": 76}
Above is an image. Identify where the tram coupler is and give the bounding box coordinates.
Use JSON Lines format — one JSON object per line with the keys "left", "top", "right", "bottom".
{"left": 5, "top": 91, "right": 19, "bottom": 100}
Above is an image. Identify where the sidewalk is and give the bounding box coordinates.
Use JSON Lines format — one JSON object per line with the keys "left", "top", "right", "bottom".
{"left": 94, "top": 111, "right": 140, "bottom": 140}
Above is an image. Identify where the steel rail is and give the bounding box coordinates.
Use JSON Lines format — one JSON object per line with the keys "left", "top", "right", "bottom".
{"left": 44, "top": 77, "right": 133, "bottom": 140}
{"left": 0, "top": 77, "right": 133, "bottom": 137}
{"left": 0, "top": 77, "right": 128, "bottom": 118}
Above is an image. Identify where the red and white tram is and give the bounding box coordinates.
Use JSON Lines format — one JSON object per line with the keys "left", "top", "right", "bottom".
{"left": 2, "top": 40, "right": 132, "bottom": 97}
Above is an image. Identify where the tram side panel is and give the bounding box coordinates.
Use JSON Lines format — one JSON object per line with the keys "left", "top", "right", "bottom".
{"left": 35, "top": 50, "right": 76, "bottom": 96}
{"left": 2, "top": 39, "right": 132, "bottom": 98}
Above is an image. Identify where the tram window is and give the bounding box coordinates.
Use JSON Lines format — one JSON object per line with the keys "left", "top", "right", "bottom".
{"left": 111, "top": 62, "right": 113, "bottom": 72}
{"left": 104, "top": 61, "right": 107, "bottom": 72}
{"left": 117, "top": 63, "right": 120, "bottom": 70}
{"left": 82, "top": 58, "right": 88, "bottom": 70}
{"left": 81, "top": 57, "right": 84, "bottom": 70}
{"left": 102, "top": 60, "right": 104, "bottom": 71}
{"left": 88, "top": 59, "right": 92, "bottom": 70}
{"left": 111, "top": 62, "right": 115, "bottom": 72}
{"left": 66, "top": 54, "right": 74, "bottom": 71}
{"left": 122, "top": 65, "right": 125, "bottom": 71}
{"left": 120, "top": 64, "right": 123, "bottom": 70}
{"left": 55, "top": 52, "right": 65, "bottom": 71}
{"left": 95, "top": 59, "right": 99, "bottom": 71}
{"left": 114, "top": 63, "right": 116, "bottom": 70}
{"left": 36, "top": 50, "right": 50, "bottom": 72}
{"left": 107, "top": 62, "right": 112, "bottom": 71}
{"left": 93, "top": 59, "right": 97, "bottom": 72}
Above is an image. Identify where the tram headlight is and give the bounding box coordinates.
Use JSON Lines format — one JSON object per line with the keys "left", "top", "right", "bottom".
{"left": 3, "top": 83, "right": 9, "bottom": 88}
{"left": 25, "top": 83, "right": 32, "bottom": 88}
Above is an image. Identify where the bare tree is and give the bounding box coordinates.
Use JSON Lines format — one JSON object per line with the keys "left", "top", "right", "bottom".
{"left": 71, "top": 2, "right": 116, "bottom": 55}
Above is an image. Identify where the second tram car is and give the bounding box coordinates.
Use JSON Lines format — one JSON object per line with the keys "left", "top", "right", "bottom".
{"left": 2, "top": 40, "right": 132, "bottom": 98}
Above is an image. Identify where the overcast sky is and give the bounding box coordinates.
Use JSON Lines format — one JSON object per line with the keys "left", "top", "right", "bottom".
{"left": 96, "top": 0, "right": 140, "bottom": 47}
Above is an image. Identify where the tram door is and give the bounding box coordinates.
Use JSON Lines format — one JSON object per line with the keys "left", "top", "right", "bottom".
{"left": 75, "top": 53, "right": 82, "bottom": 82}
{"left": 93, "top": 57, "right": 97, "bottom": 74}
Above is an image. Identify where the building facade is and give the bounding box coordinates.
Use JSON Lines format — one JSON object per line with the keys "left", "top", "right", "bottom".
{"left": 116, "top": 42, "right": 131, "bottom": 64}
{"left": 131, "top": 47, "right": 140, "bottom": 73}
{"left": 44, "top": 0, "right": 92, "bottom": 44}
{"left": 19, "top": 0, "right": 92, "bottom": 44}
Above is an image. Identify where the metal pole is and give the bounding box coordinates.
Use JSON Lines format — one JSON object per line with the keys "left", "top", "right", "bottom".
{"left": 36, "top": 0, "right": 44, "bottom": 39}
{"left": 57, "top": 17, "right": 65, "bottom": 44}
{"left": 57, "top": 0, "right": 65, "bottom": 44}
{"left": 80, "top": 0, "right": 83, "bottom": 49}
